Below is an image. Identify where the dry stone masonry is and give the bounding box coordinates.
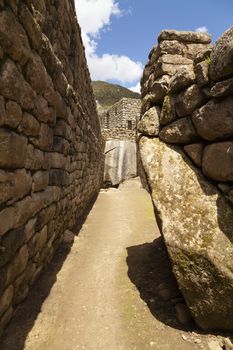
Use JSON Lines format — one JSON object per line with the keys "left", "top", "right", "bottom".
{"left": 102, "top": 97, "right": 141, "bottom": 141}
{"left": 138, "top": 28, "right": 233, "bottom": 331}
{"left": 0, "top": 0, "right": 103, "bottom": 333}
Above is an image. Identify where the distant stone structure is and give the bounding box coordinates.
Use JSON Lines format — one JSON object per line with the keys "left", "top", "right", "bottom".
{"left": 101, "top": 98, "right": 141, "bottom": 140}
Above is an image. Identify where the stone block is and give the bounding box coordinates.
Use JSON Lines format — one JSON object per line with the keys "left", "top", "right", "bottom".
{"left": 0, "top": 59, "right": 35, "bottom": 110}
{"left": 49, "top": 169, "right": 70, "bottom": 186}
{"left": 19, "top": 112, "right": 40, "bottom": 136}
{"left": 28, "top": 226, "right": 47, "bottom": 258}
{"left": 194, "top": 61, "right": 209, "bottom": 87}
{"left": 30, "top": 123, "right": 53, "bottom": 151}
{"left": 5, "top": 245, "right": 28, "bottom": 285}
{"left": 184, "top": 143, "right": 203, "bottom": 167}
{"left": 0, "top": 169, "right": 31, "bottom": 205}
{"left": 0, "top": 285, "right": 13, "bottom": 317}
{"left": 169, "top": 67, "right": 195, "bottom": 93}
{"left": 0, "top": 96, "right": 6, "bottom": 126}
{"left": 0, "top": 128, "right": 28, "bottom": 169}
{"left": 0, "top": 8, "right": 31, "bottom": 65}
{"left": 160, "top": 95, "right": 177, "bottom": 125}
{"left": 211, "top": 77, "right": 233, "bottom": 98}
{"left": 32, "top": 171, "right": 49, "bottom": 192}
{"left": 138, "top": 106, "right": 160, "bottom": 136}
{"left": 33, "top": 95, "right": 56, "bottom": 124}
{"left": 192, "top": 96, "right": 233, "bottom": 141}
{"left": 5, "top": 100, "right": 22, "bottom": 128}
{"left": 19, "top": 3, "right": 42, "bottom": 50}
{"left": 159, "top": 117, "right": 199, "bottom": 144}
{"left": 158, "top": 29, "right": 211, "bottom": 44}
{"left": 202, "top": 142, "right": 233, "bottom": 181}
{"left": 209, "top": 27, "right": 233, "bottom": 81}
{"left": 175, "top": 84, "right": 206, "bottom": 117}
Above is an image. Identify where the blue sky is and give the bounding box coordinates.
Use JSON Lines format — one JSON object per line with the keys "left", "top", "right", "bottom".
{"left": 75, "top": 0, "right": 233, "bottom": 92}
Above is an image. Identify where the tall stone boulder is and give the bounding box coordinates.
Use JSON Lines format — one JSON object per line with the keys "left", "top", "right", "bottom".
{"left": 139, "top": 136, "right": 233, "bottom": 331}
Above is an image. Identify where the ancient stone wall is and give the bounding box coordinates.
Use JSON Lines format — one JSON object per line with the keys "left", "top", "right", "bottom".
{"left": 102, "top": 98, "right": 141, "bottom": 141}
{"left": 0, "top": 0, "right": 103, "bottom": 333}
{"left": 138, "top": 28, "right": 233, "bottom": 330}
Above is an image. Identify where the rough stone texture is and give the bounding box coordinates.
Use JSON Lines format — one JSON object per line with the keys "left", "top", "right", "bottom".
{"left": 0, "top": 0, "right": 103, "bottom": 334}
{"left": 184, "top": 144, "right": 203, "bottom": 167}
{"left": 175, "top": 84, "right": 206, "bottom": 117}
{"left": 192, "top": 96, "right": 233, "bottom": 141}
{"left": 159, "top": 117, "right": 198, "bottom": 144}
{"left": 169, "top": 67, "right": 195, "bottom": 94}
{"left": 211, "top": 77, "right": 233, "bottom": 98}
{"left": 160, "top": 95, "right": 177, "bottom": 125}
{"left": 194, "top": 61, "right": 209, "bottom": 87}
{"left": 138, "top": 29, "right": 233, "bottom": 331}
{"left": 202, "top": 142, "right": 233, "bottom": 181}
{"left": 138, "top": 106, "right": 160, "bottom": 136}
{"left": 154, "top": 54, "right": 193, "bottom": 79}
{"left": 158, "top": 30, "right": 212, "bottom": 44}
{"left": 104, "top": 140, "right": 137, "bottom": 186}
{"left": 139, "top": 137, "right": 233, "bottom": 331}
{"left": 209, "top": 27, "right": 233, "bottom": 82}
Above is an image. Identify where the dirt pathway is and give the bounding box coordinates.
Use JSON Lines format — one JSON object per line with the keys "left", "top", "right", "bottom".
{"left": 1, "top": 179, "right": 219, "bottom": 349}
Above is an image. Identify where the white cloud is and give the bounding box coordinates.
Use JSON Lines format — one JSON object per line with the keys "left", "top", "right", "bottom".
{"left": 75, "top": 0, "right": 143, "bottom": 84}
{"left": 129, "top": 82, "right": 141, "bottom": 93}
{"left": 195, "top": 26, "right": 208, "bottom": 33}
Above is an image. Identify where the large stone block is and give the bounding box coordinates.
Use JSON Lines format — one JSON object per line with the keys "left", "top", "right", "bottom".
{"left": 0, "top": 59, "right": 35, "bottom": 110}
{"left": 0, "top": 128, "right": 28, "bottom": 169}
{"left": 158, "top": 30, "right": 211, "bottom": 44}
{"left": 169, "top": 67, "right": 195, "bottom": 94}
{"left": 19, "top": 112, "right": 40, "bottom": 137}
{"left": 5, "top": 100, "right": 22, "bottom": 128}
{"left": 0, "top": 8, "right": 31, "bottom": 65}
{"left": 104, "top": 140, "right": 137, "bottom": 186}
{"left": 0, "top": 227, "right": 26, "bottom": 268}
{"left": 160, "top": 95, "right": 177, "bottom": 125}
{"left": 192, "top": 96, "right": 233, "bottom": 141}
{"left": 202, "top": 142, "right": 233, "bottom": 181}
{"left": 175, "top": 84, "right": 206, "bottom": 117}
{"left": 159, "top": 117, "right": 198, "bottom": 144}
{"left": 209, "top": 27, "right": 233, "bottom": 81}
{"left": 211, "top": 77, "right": 233, "bottom": 98}
{"left": 154, "top": 54, "right": 193, "bottom": 79}
{"left": 0, "top": 285, "right": 13, "bottom": 318}
{"left": 138, "top": 106, "right": 160, "bottom": 136}
{"left": 19, "top": 3, "right": 42, "bottom": 50}
{"left": 0, "top": 169, "right": 32, "bottom": 205}
{"left": 5, "top": 245, "right": 28, "bottom": 286}
{"left": 139, "top": 137, "right": 233, "bottom": 331}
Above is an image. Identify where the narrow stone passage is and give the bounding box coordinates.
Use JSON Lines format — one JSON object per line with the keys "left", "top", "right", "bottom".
{"left": 1, "top": 179, "right": 211, "bottom": 350}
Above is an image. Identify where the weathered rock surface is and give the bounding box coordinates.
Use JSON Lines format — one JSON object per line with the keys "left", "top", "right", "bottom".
{"left": 169, "top": 67, "right": 195, "bottom": 94}
{"left": 209, "top": 27, "right": 233, "bottom": 81}
{"left": 154, "top": 54, "right": 193, "bottom": 79}
{"left": 158, "top": 30, "right": 211, "bottom": 44}
{"left": 184, "top": 143, "right": 203, "bottom": 167}
{"left": 175, "top": 84, "right": 206, "bottom": 117}
{"left": 139, "top": 137, "right": 233, "bottom": 331}
{"left": 150, "top": 75, "right": 170, "bottom": 103}
{"left": 160, "top": 95, "right": 177, "bottom": 125}
{"left": 192, "top": 96, "right": 233, "bottom": 141}
{"left": 211, "top": 77, "right": 233, "bottom": 97}
{"left": 138, "top": 106, "right": 160, "bottom": 136}
{"left": 104, "top": 140, "right": 137, "bottom": 186}
{"left": 159, "top": 117, "right": 198, "bottom": 144}
{"left": 202, "top": 142, "right": 233, "bottom": 181}
{"left": 194, "top": 61, "right": 209, "bottom": 87}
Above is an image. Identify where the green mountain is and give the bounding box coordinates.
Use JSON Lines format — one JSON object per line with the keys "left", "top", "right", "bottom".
{"left": 92, "top": 81, "right": 140, "bottom": 109}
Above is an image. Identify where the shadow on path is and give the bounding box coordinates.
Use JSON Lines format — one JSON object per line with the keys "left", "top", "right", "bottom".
{"left": 0, "top": 194, "right": 98, "bottom": 350}
{"left": 126, "top": 237, "right": 196, "bottom": 331}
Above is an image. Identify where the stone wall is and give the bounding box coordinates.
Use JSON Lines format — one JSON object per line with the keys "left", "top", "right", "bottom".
{"left": 138, "top": 29, "right": 233, "bottom": 330}
{"left": 0, "top": 0, "right": 103, "bottom": 333}
{"left": 102, "top": 98, "right": 141, "bottom": 141}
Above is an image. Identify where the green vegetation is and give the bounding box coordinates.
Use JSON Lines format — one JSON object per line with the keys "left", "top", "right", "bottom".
{"left": 92, "top": 80, "right": 140, "bottom": 109}
{"left": 204, "top": 55, "right": 211, "bottom": 65}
